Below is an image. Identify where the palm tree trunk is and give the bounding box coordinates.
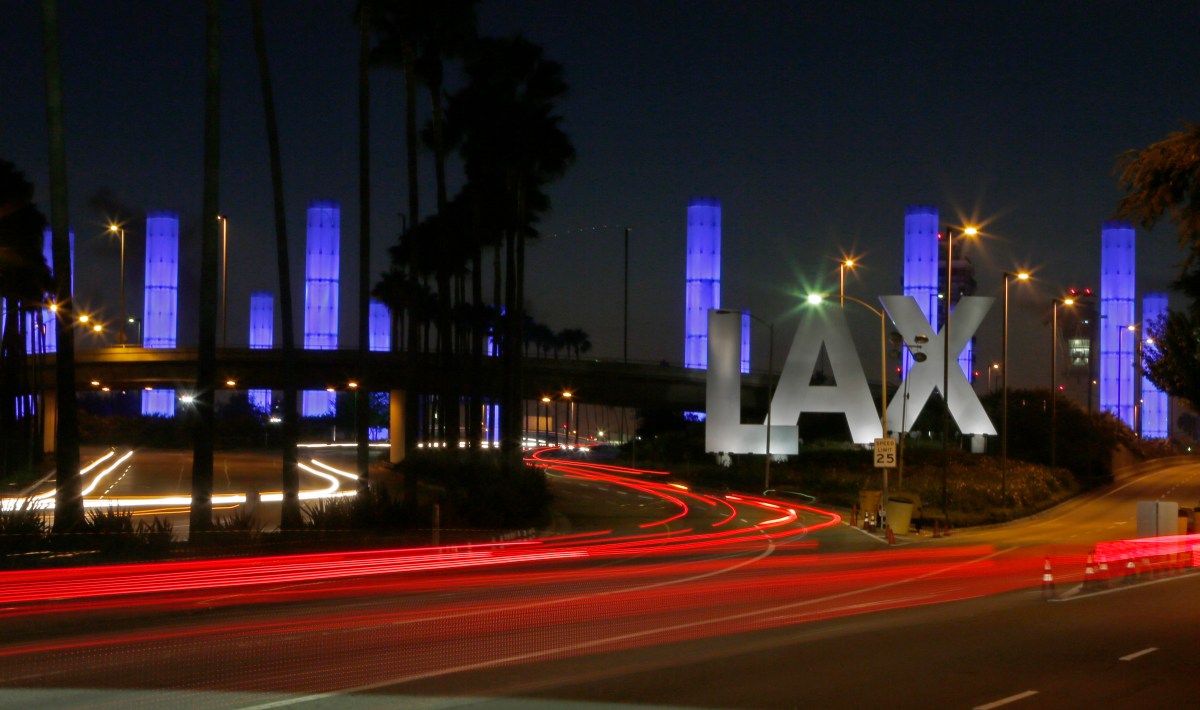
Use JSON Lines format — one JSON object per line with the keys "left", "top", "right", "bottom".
{"left": 40, "top": 0, "right": 83, "bottom": 533}
{"left": 252, "top": 0, "right": 301, "bottom": 529}
{"left": 0, "top": 304, "right": 21, "bottom": 477}
{"left": 191, "top": 0, "right": 221, "bottom": 535}
{"left": 402, "top": 37, "right": 422, "bottom": 458}
{"left": 355, "top": 0, "right": 372, "bottom": 494}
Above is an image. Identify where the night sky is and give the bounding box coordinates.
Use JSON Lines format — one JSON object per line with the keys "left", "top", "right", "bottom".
{"left": 4, "top": 1, "right": 1199, "bottom": 389}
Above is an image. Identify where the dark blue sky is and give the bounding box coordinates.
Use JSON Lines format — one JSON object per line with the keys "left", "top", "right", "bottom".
{"left": 3, "top": 1, "right": 1198, "bottom": 388}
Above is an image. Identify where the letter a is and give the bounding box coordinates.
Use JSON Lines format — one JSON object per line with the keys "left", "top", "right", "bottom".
{"left": 769, "top": 304, "right": 881, "bottom": 444}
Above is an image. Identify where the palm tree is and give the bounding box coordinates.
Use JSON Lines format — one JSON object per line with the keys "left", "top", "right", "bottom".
{"left": 557, "top": 328, "right": 591, "bottom": 359}
{"left": 448, "top": 36, "right": 575, "bottom": 462}
{"left": 190, "top": 0, "right": 222, "bottom": 535}
{"left": 355, "top": 0, "right": 373, "bottom": 493}
{"left": 40, "top": 0, "right": 83, "bottom": 532}
{"left": 252, "top": 0, "right": 302, "bottom": 528}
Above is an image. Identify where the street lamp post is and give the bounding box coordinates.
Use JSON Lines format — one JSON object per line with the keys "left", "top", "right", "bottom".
{"left": 839, "top": 257, "right": 855, "bottom": 307}
{"left": 1050, "top": 297, "right": 1075, "bottom": 468}
{"left": 836, "top": 290, "right": 890, "bottom": 496}
{"left": 217, "top": 214, "right": 229, "bottom": 349}
{"left": 1001, "top": 270, "right": 1030, "bottom": 502}
{"left": 1117, "top": 324, "right": 1137, "bottom": 430}
{"left": 942, "top": 226, "right": 978, "bottom": 518}
{"left": 563, "top": 391, "right": 574, "bottom": 448}
{"left": 745, "top": 312, "right": 775, "bottom": 491}
{"left": 623, "top": 226, "right": 630, "bottom": 364}
{"left": 891, "top": 332, "right": 929, "bottom": 492}
{"left": 107, "top": 225, "right": 126, "bottom": 346}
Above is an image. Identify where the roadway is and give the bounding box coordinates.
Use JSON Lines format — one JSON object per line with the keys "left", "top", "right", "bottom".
{"left": 0, "top": 454, "right": 1196, "bottom": 708}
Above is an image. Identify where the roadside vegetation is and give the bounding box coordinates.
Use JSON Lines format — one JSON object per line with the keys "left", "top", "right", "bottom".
{"left": 626, "top": 389, "right": 1188, "bottom": 528}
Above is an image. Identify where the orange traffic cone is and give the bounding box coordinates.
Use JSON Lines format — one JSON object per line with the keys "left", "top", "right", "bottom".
{"left": 1083, "top": 552, "right": 1097, "bottom": 592}
{"left": 1124, "top": 558, "right": 1138, "bottom": 584}
{"left": 1042, "top": 557, "right": 1055, "bottom": 600}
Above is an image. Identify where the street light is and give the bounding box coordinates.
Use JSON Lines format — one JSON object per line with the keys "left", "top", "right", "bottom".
{"left": 216, "top": 214, "right": 229, "bottom": 348}
{"left": 744, "top": 312, "right": 776, "bottom": 491}
{"left": 812, "top": 283, "right": 892, "bottom": 496}
{"left": 987, "top": 362, "right": 1000, "bottom": 392}
{"left": 839, "top": 257, "right": 856, "bottom": 307}
{"left": 891, "top": 333, "right": 929, "bottom": 491}
{"left": 127, "top": 316, "right": 142, "bottom": 346}
{"left": 1051, "top": 297, "right": 1076, "bottom": 468}
{"left": 941, "top": 226, "right": 978, "bottom": 518}
{"left": 1001, "top": 270, "right": 1030, "bottom": 501}
{"left": 562, "top": 391, "right": 576, "bottom": 447}
{"left": 107, "top": 224, "right": 126, "bottom": 346}
{"left": 1117, "top": 323, "right": 1137, "bottom": 430}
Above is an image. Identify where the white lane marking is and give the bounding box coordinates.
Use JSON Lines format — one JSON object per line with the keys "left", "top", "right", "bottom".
{"left": 974, "top": 690, "right": 1039, "bottom": 709}
{"left": 1120, "top": 647, "right": 1158, "bottom": 661}
{"left": 240, "top": 546, "right": 1018, "bottom": 708}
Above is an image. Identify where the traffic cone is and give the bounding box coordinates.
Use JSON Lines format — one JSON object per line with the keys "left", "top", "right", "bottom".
{"left": 886, "top": 525, "right": 896, "bottom": 545}
{"left": 1042, "top": 557, "right": 1055, "bottom": 600}
{"left": 1124, "top": 558, "right": 1137, "bottom": 584}
{"left": 1097, "top": 557, "right": 1110, "bottom": 589}
{"left": 1083, "top": 552, "right": 1096, "bottom": 591}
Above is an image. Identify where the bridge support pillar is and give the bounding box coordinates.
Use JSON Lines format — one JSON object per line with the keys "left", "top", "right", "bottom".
{"left": 389, "top": 389, "right": 406, "bottom": 464}
{"left": 42, "top": 393, "right": 57, "bottom": 454}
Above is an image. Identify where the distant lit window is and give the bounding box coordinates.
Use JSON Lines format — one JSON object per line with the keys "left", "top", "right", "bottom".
{"left": 1069, "top": 338, "right": 1089, "bottom": 367}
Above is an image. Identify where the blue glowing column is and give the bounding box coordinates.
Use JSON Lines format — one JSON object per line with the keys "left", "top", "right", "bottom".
{"left": 248, "top": 291, "right": 274, "bottom": 412}
{"left": 141, "top": 212, "right": 179, "bottom": 416}
{"left": 1140, "top": 292, "right": 1168, "bottom": 438}
{"left": 485, "top": 329, "right": 500, "bottom": 446}
{"left": 24, "top": 227, "right": 74, "bottom": 355}
{"left": 685, "top": 197, "right": 721, "bottom": 369}
{"left": 369, "top": 299, "right": 390, "bottom": 352}
{"left": 1099, "top": 221, "right": 1136, "bottom": 427}
{"left": 368, "top": 299, "right": 391, "bottom": 440}
{"left": 302, "top": 200, "right": 340, "bottom": 416}
{"left": 903, "top": 206, "right": 938, "bottom": 378}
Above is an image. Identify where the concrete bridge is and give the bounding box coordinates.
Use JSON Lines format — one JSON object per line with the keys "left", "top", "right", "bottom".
{"left": 52, "top": 347, "right": 776, "bottom": 411}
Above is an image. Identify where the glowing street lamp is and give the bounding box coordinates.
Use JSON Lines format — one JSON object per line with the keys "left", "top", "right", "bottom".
{"left": 815, "top": 285, "right": 891, "bottom": 496}
{"left": 107, "top": 224, "right": 126, "bottom": 346}
{"left": 1001, "top": 270, "right": 1030, "bottom": 501}
{"left": 1117, "top": 323, "right": 1137, "bottom": 430}
{"left": 839, "top": 257, "right": 856, "bottom": 307}
{"left": 216, "top": 214, "right": 229, "bottom": 348}
{"left": 941, "top": 226, "right": 978, "bottom": 518}
{"left": 744, "top": 312, "right": 776, "bottom": 490}
{"left": 1050, "top": 297, "right": 1075, "bottom": 468}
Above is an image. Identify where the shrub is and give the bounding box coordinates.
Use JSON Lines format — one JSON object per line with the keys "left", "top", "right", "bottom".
{"left": 0, "top": 499, "right": 48, "bottom": 559}
{"left": 404, "top": 451, "right": 551, "bottom": 531}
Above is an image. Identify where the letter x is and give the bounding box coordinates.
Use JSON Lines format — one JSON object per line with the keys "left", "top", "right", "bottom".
{"left": 881, "top": 295, "right": 997, "bottom": 436}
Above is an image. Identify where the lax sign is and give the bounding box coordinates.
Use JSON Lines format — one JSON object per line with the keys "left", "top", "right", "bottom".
{"left": 705, "top": 295, "right": 996, "bottom": 454}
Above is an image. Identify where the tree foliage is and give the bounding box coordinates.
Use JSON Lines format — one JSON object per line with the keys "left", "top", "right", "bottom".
{"left": 1116, "top": 123, "right": 1200, "bottom": 413}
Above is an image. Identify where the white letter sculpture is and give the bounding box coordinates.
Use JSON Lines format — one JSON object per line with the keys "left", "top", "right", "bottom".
{"left": 705, "top": 295, "right": 999, "bottom": 454}
{"left": 881, "top": 294, "right": 996, "bottom": 436}
{"left": 706, "top": 310, "right": 799, "bottom": 454}
{"left": 767, "top": 301, "right": 882, "bottom": 445}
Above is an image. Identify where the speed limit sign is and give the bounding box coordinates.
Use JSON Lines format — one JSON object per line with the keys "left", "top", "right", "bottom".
{"left": 873, "top": 437, "right": 897, "bottom": 468}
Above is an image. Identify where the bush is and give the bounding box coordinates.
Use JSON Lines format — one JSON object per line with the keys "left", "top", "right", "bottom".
{"left": 404, "top": 451, "right": 551, "bottom": 531}
{"left": 0, "top": 499, "right": 49, "bottom": 559}
{"left": 301, "top": 487, "right": 415, "bottom": 532}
